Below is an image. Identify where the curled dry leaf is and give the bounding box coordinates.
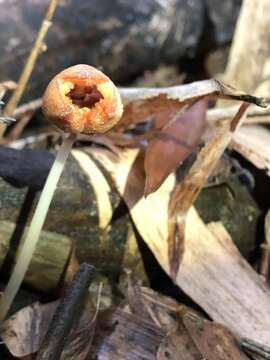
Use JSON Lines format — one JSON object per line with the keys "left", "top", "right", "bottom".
{"left": 5, "top": 78, "right": 266, "bottom": 144}
{"left": 94, "top": 286, "right": 249, "bottom": 359}
{"left": 117, "top": 79, "right": 266, "bottom": 131}
{"left": 90, "top": 147, "right": 270, "bottom": 346}
{"left": 0, "top": 292, "right": 251, "bottom": 360}
{"left": 167, "top": 102, "right": 249, "bottom": 278}
{"left": 1, "top": 301, "right": 58, "bottom": 357}
{"left": 1, "top": 299, "right": 96, "bottom": 359}
{"left": 180, "top": 309, "right": 250, "bottom": 360}
{"left": 144, "top": 100, "right": 207, "bottom": 196}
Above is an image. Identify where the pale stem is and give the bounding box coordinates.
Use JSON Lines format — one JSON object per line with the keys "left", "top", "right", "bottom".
{"left": 0, "top": 133, "right": 76, "bottom": 324}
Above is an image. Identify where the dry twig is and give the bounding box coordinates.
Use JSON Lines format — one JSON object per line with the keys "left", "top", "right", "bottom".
{"left": 0, "top": 0, "right": 60, "bottom": 137}
{"left": 36, "top": 263, "right": 95, "bottom": 360}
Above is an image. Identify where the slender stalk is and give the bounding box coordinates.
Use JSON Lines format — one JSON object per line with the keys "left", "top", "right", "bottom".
{"left": 0, "top": 133, "right": 76, "bottom": 324}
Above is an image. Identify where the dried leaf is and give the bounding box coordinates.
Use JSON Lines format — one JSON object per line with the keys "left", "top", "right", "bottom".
{"left": 156, "top": 327, "right": 202, "bottom": 360}
{"left": 144, "top": 100, "right": 207, "bottom": 196}
{"left": 117, "top": 79, "right": 266, "bottom": 131}
{"left": 2, "top": 284, "right": 257, "bottom": 359}
{"left": 72, "top": 150, "right": 112, "bottom": 229}
{"left": 90, "top": 147, "right": 270, "bottom": 346}
{"left": 95, "top": 307, "right": 164, "bottom": 359}
{"left": 181, "top": 310, "right": 249, "bottom": 360}
{"left": 94, "top": 287, "right": 249, "bottom": 359}
{"left": 1, "top": 299, "right": 96, "bottom": 359}
{"left": 167, "top": 102, "right": 249, "bottom": 278}
{"left": 1, "top": 301, "right": 58, "bottom": 357}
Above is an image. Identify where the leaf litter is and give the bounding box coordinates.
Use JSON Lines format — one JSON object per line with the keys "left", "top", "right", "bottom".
{"left": 1, "top": 74, "right": 270, "bottom": 358}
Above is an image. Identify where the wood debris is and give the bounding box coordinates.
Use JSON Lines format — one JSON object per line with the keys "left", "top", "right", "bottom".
{"left": 1, "top": 285, "right": 252, "bottom": 359}
{"left": 90, "top": 147, "right": 270, "bottom": 346}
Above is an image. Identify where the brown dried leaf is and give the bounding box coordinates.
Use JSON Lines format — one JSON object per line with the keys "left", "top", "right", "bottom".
{"left": 6, "top": 274, "right": 254, "bottom": 359}
{"left": 156, "top": 327, "right": 202, "bottom": 360}
{"left": 95, "top": 306, "right": 164, "bottom": 359}
{"left": 90, "top": 147, "right": 270, "bottom": 346}
{"left": 1, "top": 301, "right": 58, "bottom": 357}
{"left": 94, "top": 286, "right": 249, "bottom": 360}
{"left": 117, "top": 79, "right": 266, "bottom": 131}
{"left": 181, "top": 309, "right": 250, "bottom": 360}
{"left": 1, "top": 299, "right": 96, "bottom": 359}
{"left": 144, "top": 100, "right": 207, "bottom": 196}
{"left": 167, "top": 102, "right": 249, "bottom": 278}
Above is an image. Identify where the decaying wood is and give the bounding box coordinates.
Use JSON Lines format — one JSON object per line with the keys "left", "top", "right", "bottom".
{"left": 224, "top": 0, "right": 270, "bottom": 93}
{"left": 232, "top": 125, "right": 270, "bottom": 176}
{"left": 0, "top": 221, "right": 71, "bottom": 292}
{"left": 209, "top": 112, "right": 270, "bottom": 181}
{"left": 1, "top": 286, "right": 250, "bottom": 359}
{"left": 0, "top": 146, "right": 258, "bottom": 291}
{"left": 0, "top": 150, "right": 145, "bottom": 285}
{"left": 91, "top": 147, "right": 270, "bottom": 346}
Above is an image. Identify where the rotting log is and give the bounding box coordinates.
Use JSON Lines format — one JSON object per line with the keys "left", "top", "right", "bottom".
{"left": 195, "top": 176, "right": 260, "bottom": 257}
{"left": 92, "top": 147, "right": 270, "bottom": 346}
{"left": 0, "top": 148, "right": 146, "bottom": 290}
{"left": 0, "top": 221, "right": 71, "bottom": 292}
{"left": 0, "top": 147, "right": 260, "bottom": 291}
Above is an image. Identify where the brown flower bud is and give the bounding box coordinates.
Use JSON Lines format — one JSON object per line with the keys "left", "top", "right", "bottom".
{"left": 42, "top": 64, "right": 123, "bottom": 134}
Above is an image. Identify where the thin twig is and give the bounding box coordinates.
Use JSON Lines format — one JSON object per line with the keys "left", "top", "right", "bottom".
{"left": 14, "top": 98, "right": 42, "bottom": 119}
{"left": 0, "top": 114, "right": 32, "bottom": 145}
{"left": 12, "top": 98, "right": 270, "bottom": 123}
{"left": 0, "top": 0, "right": 60, "bottom": 137}
{"left": 0, "top": 81, "right": 17, "bottom": 101}
{"left": 36, "top": 263, "right": 96, "bottom": 360}
{"left": 207, "top": 103, "right": 270, "bottom": 124}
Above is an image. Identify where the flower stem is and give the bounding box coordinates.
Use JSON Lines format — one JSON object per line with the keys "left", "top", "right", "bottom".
{"left": 0, "top": 133, "right": 76, "bottom": 324}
